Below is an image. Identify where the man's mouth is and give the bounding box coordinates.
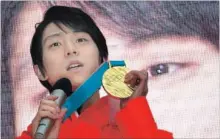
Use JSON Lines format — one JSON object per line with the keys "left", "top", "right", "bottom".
{"left": 67, "top": 61, "right": 83, "bottom": 71}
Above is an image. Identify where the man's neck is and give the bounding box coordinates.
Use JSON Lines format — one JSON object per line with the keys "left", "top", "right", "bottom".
{"left": 78, "top": 91, "right": 100, "bottom": 114}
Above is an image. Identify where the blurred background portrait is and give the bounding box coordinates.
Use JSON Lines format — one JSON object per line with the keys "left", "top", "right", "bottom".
{"left": 1, "top": 1, "right": 219, "bottom": 138}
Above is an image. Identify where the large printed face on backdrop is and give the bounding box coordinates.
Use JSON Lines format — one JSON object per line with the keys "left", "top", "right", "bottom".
{"left": 10, "top": 3, "right": 46, "bottom": 136}
{"left": 10, "top": 2, "right": 219, "bottom": 138}
{"left": 123, "top": 36, "right": 219, "bottom": 137}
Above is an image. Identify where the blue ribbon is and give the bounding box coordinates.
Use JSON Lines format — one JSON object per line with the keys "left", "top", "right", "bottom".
{"left": 62, "top": 61, "right": 126, "bottom": 121}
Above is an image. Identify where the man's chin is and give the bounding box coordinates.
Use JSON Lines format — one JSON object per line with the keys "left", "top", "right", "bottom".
{"left": 70, "top": 79, "right": 86, "bottom": 91}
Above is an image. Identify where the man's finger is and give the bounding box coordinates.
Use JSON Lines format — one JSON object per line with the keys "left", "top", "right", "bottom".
{"left": 129, "top": 70, "right": 148, "bottom": 98}
{"left": 127, "top": 70, "right": 147, "bottom": 81}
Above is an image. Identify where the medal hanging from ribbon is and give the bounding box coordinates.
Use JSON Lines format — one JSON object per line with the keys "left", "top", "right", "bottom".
{"left": 102, "top": 62, "right": 133, "bottom": 99}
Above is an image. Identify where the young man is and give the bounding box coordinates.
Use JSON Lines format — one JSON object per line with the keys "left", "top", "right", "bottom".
{"left": 17, "top": 6, "right": 172, "bottom": 138}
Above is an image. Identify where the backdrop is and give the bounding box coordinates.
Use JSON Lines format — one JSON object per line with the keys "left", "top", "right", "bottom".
{"left": 1, "top": 1, "right": 219, "bottom": 138}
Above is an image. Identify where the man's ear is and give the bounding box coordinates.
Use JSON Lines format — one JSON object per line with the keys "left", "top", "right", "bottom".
{"left": 103, "top": 57, "right": 108, "bottom": 62}
{"left": 33, "top": 65, "right": 48, "bottom": 81}
{"left": 101, "top": 57, "right": 108, "bottom": 63}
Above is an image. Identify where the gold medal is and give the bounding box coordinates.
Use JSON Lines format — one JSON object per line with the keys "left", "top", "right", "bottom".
{"left": 102, "top": 66, "right": 134, "bottom": 98}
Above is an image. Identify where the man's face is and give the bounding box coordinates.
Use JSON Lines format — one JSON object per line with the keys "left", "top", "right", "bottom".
{"left": 121, "top": 36, "right": 219, "bottom": 137}
{"left": 40, "top": 23, "right": 100, "bottom": 90}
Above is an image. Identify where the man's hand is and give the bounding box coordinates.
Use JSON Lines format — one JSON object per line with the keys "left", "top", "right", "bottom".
{"left": 120, "top": 70, "right": 148, "bottom": 109}
{"left": 32, "top": 95, "right": 67, "bottom": 139}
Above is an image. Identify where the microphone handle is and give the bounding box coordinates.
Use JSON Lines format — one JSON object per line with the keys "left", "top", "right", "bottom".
{"left": 34, "top": 89, "right": 67, "bottom": 139}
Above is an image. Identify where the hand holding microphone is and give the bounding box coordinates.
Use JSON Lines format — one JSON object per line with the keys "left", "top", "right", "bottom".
{"left": 32, "top": 78, "right": 72, "bottom": 139}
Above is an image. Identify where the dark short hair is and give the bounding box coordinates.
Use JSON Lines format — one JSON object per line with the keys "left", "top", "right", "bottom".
{"left": 83, "top": 1, "right": 219, "bottom": 49}
{"left": 30, "top": 6, "right": 108, "bottom": 90}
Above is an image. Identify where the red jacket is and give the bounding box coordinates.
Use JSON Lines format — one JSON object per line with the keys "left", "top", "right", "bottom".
{"left": 17, "top": 96, "right": 173, "bottom": 138}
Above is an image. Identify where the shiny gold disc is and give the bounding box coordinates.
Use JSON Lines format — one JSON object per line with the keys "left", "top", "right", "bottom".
{"left": 102, "top": 67, "right": 133, "bottom": 98}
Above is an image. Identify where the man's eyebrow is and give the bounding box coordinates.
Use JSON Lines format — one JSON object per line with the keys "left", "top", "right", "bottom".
{"left": 43, "top": 33, "right": 61, "bottom": 45}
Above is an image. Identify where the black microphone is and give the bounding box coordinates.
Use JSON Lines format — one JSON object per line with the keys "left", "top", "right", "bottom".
{"left": 34, "top": 78, "right": 72, "bottom": 139}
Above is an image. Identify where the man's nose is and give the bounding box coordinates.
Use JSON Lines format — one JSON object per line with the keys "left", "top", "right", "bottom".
{"left": 64, "top": 40, "right": 79, "bottom": 56}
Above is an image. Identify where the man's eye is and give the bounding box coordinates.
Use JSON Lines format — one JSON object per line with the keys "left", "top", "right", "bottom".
{"left": 147, "top": 63, "right": 185, "bottom": 77}
{"left": 50, "top": 42, "right": 61, "bottom": 47}
{"left": 76, "top": 38, "right": 88, "bottom": 43}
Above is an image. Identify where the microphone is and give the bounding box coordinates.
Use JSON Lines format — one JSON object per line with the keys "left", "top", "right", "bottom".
{"left": 34, "top": 78, "right": 72, "bottom": 139}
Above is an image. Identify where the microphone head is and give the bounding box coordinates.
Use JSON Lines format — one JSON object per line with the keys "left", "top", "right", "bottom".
{"left": 52, "top": 78, "right": 72, "bottom": 97}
